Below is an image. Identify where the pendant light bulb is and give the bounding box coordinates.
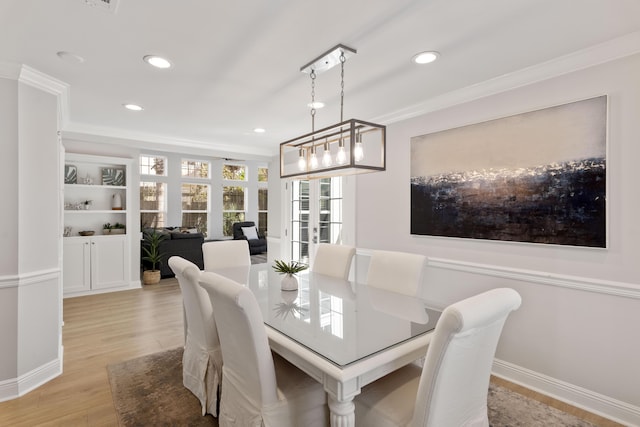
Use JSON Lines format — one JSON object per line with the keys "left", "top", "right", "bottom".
{"left": 322, "top": 142, "right": 332, "bottom": 167}
{"left": 336, "top": 139, "right": 347, "bottom": 164}
{"left": 354, "top": 142, "right": 364, "bottom": 162}
{"left": 298, "top": 148, "right": 307, "bottom": 171}
{"left": 354, "top": 132, "right": 364, "bottom": 162}
{"left": 310, "top": 146, "right": 319, "bottom": 169}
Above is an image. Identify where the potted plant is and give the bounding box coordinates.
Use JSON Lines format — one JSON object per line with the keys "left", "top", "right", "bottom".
{"left": 82, "top": 200, "right": 92, "bottom": 210}
{"left": 141, "top": 230, "right": 168, "bottom": 285}
{"left": 272, "top": 259, "right": 308, "bottom": 291}
{"left": 103, "top": 222, "right": 126, "bottom": 235}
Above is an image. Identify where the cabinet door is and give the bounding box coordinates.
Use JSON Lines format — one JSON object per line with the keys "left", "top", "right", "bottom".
{"left": 63, "top": 238, "right": 91, "bottom": 294}
{"left": 91, "top": 236, "right": 126, "bottom": 290}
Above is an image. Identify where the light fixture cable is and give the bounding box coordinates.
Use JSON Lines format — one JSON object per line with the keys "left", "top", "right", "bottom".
{"left": 336, "top": 51, "right": 348, "bottom": 164}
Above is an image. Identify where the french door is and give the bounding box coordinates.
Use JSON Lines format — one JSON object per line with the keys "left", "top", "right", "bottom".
{"left": 290, "top": 177, "right": 347, "bottom": 265}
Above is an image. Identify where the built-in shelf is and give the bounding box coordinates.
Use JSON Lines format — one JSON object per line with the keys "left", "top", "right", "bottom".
{"left": 63, "top": 152, "right": 133, "bottom": 297}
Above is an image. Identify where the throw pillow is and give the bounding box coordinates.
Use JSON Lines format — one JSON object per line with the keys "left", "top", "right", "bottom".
{"left": 242, "top": 226, "right": 259, "bottom": 240}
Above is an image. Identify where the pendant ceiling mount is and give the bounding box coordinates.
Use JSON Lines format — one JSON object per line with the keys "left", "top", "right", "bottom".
{"left": 299, "top": 44, "right": 357, "bottom": 75}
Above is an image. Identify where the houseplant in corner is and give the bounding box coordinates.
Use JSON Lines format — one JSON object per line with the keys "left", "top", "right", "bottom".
{"left": 141, "top": 230, "right": 167, "bottom": 285}
{"left": 272, "top": 259, "right": 307, "bottom": 291}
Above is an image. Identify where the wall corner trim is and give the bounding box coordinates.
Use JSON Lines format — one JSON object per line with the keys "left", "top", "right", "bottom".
{"left": 0, "top": 357, "right": 62, "bottom": 404}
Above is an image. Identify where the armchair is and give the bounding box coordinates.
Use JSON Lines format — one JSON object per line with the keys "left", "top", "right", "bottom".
{"left": 232, "top": 221, "right": 267, "bottom": 255}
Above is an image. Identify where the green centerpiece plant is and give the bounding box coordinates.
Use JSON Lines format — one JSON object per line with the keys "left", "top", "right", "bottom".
{"left": 272, "top": 259, "right": 307, "bottom": 291}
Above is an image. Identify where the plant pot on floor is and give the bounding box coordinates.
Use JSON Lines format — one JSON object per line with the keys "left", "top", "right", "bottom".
{"left": 143, "top": 270, "right": 161, "bottom": 285}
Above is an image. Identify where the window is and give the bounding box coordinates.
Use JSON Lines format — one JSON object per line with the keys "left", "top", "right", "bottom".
{"left": 257, "top": 166, "right": 268, "bottom": 236}
{"left": 181, "top": 159, "right": 210, "bottom": 179}
{"left": 291, "top": 180, "right": 310, "bottom": 263}
{"left": 258, "top": 188, "right": 268, "bottom": 236}
{"left": 223, "top": 186, "right": 245, "bottom": 236}
{"left": 290, "top": 177, "right": 342, "bottom": 264}
{"left": 140, "top": 155, "right": 167, "bottom": 229}
{"left": 140, "top": 181, "right": 167, "bottom": 228}
{"left": 222, "top": 164, "right": 246, "bottom": 181}
{"left": 182, "top": 183, "right": 209, "bottom": 236}
{"left": 222, "top": 163, "right": 248, "bottom": 236}
{"left": 319, "top": 177, "right": 342, "bottom": 243}
{"left": 258, "top": 167, "right": 268, "bottom": 182}
{"left": 140, "top": 155, "right": 166, "bottom": 176}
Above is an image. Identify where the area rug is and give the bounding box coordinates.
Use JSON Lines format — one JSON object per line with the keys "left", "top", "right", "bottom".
{"left": 108, "top": 348, "right": 597, "bottom": 427}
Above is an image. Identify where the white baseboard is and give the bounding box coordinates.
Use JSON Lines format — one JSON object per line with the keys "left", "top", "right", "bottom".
{"left": 493, "top": 358, "right": 640, "bottom": 427}
{"left": 0, "top": 357, "right": 62, "bottom": 403}
{"left": 63, "top": 281, "right": 142, "bottom": 298}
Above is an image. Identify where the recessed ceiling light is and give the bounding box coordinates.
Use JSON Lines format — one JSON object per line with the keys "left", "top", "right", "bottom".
{"left": 307, "top": 101, "right": 325, "bottom": 109}
{"left": 253, "top": 128, "right": 266, "bottom": 133}
{"left": 143, "top": 55, "right": 172, "bottom": 69}
{"left": 56, "top": 51, "right": 85, "bottom": 64}
{"left": 412, "top": 51, "right": 440, "bottom": 65}
{"left": 123, "top": 103, "right": 144, "bottom": 111}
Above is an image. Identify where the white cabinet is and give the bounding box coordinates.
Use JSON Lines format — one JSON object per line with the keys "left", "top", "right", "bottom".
{"left": 63, "top": 236, "right": 127, "bottom": 295}
{"left": 63, "top": 153, "right": 134, "bottom": 297}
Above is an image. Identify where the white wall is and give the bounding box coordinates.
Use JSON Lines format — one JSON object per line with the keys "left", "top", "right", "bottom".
{"left": 0, "top": 77, "right": 19, "bottom": 383}
{"left": 0, "top": 78, "right": 19, "bottom": 275}
{"left": 355, "top": 53, "right": 640, "bottom": 424}
{"left": 0, "top": 70, "right": 62, "bottom": 401}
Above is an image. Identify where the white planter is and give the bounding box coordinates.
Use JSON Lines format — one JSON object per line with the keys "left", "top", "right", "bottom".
{"left": 280, "top": 274, "right": 298, "bottom": 291}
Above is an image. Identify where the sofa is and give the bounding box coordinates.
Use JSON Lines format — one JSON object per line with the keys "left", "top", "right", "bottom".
{"left": 142, "top": 229, "right": 205, "bottom": 278}
{"left": 232, "top": 221, "right": 267, "bottom": 255}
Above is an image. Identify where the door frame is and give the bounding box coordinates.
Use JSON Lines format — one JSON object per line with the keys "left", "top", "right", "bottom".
{"left": 281, "top": 176, "right": 355, "bottom": 265}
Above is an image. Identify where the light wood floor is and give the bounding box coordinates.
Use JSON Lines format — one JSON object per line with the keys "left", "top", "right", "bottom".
{"left": 0, "top": 279, "right": 623, "bottom": 427}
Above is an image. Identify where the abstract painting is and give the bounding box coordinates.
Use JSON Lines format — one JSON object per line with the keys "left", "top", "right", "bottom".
{"left": 410, "top": 96, "right": 607, "bottom": 247}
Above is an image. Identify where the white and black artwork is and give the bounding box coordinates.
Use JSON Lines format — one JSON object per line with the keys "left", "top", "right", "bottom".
{"left": 410, "top": 96, "right": 607, "bottom": 248}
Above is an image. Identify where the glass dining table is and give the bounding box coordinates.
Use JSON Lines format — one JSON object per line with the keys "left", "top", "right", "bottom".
{"left": 209, "top": 263, "right": 441, "bottom": 427}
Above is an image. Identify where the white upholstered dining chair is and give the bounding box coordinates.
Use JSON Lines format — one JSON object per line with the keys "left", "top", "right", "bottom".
{"left": 168, "top": 256, "right": 222, "bottom": 417}
{"left": 199, "top": 271, "right": 329, "bottom": 427}
{"left": 311, "top": 243, "right": 356, "bottom": 280}
{"left": 354, "top": 288, "right": 522, "bottom": 427}
{"left": 366, "top": 250, "right": 427, "bottom": 297}
{"left": 202, "top": 239, "right": 251, "bottom": 270}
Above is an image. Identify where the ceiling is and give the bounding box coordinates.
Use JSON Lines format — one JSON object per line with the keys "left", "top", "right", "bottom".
{"left": 2, "top": 0, "right": 640, "bottom": 160}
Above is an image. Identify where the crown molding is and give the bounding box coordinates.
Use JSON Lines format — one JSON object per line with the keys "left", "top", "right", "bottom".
{"left": 18, "top": 65, "right": 70, "bottom": 128}
{"left": 18, "top": 65, "right": 68, "bottom": 96}
{"left": 61, "top": 127, "right": 275, "bottom": 161}
{"left": 373, "top": 30, "right": 640, "bottom": 125}
{"left": 0, "top": 62, "right": 71, "bottom": 128}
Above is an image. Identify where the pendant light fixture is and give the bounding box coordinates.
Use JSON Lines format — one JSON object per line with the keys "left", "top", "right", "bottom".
{"left": 280, "top": 44, "right": 386, "bottom": 179}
